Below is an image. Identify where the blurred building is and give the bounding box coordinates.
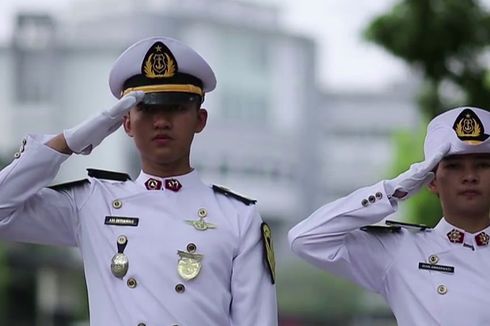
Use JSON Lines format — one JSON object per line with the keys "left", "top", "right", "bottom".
{"left": 0, "top": 0, "right": 420, "bottom": 325}
{"left": 0, "top": 0, "right": 320, "bottom": 258}
{"left": 318, "top": 85, "right": 420, "bottom": 204}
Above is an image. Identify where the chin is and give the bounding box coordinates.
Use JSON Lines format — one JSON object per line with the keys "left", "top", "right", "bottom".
{"left": 152, "top": 157, "right": 176, "bottom": 165}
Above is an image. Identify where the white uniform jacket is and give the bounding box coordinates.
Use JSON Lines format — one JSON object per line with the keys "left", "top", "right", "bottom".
{"left": 0, "top": 135, "right": 278, "bottom": 326}
{"left": 288, "top": 181, "right": 490, "bottom": 326}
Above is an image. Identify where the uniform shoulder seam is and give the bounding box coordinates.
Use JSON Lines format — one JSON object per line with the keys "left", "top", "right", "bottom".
{"left": 48, "top": 179, "right": 89, "bottom": 191}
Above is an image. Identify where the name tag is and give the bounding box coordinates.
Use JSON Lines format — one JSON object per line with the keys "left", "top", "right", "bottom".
{"left": 105, "top": 216, "right": 139, "bottom": 227}
{"left": 418, "top": 262, "right": 454, "bottom": 273}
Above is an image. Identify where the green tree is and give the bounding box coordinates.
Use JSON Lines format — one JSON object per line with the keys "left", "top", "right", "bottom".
{"left": 365, "top": 0, "right": 490, "bottom": 119}
{"left": 364, "top": 0, "right": 490, "bottom": 225}
{"left": 278, "top": 261, "right": 370, "bottom": 324}
{"left": 390, "top": 129, "right": 443, "bottom": 226}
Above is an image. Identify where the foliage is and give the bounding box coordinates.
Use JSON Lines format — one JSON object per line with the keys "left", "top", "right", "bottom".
{"left": 390, "top": 128, "right": 442, "bottom": 227}
{"left": 277, "top": 261, "right": 387, "bottom": 323}
{"left": 365, "top": 0, "right": 490, "bottom": 118}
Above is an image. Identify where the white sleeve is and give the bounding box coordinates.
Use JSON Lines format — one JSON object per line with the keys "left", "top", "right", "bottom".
{"left": 230, "top": 205, "right": 278, "bottom": 326}
{"left": 0, "top": 134, "right": 81, "bottom": 246}
{"left": 288, "top": 181, "right": 402, "bottom": 293}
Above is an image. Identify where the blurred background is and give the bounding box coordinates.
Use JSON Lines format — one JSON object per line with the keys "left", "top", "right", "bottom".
{"left": 0, "top": 0, "right": 489, "bottom": 325}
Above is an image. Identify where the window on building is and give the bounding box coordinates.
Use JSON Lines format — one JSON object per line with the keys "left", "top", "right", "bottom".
{"left": 216, "top": 30, "right": 272, "bottom": 124}
{"left": 13, "top": 14, "right": 55, "bottom": 104}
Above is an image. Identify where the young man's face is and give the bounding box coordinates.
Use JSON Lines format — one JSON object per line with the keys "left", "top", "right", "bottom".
{"left": 429, "top": 153, "right": 490, "bottom": 219}
{"left": 123, "top": 98, "right": 207, "bottom": 173}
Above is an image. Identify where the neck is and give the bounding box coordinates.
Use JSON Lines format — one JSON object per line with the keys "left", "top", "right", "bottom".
{"left": 445, "top": 213, "right": 490, "bottom": 233}
{"left": 142, "top": 161, "right": 193, "bottom": 178}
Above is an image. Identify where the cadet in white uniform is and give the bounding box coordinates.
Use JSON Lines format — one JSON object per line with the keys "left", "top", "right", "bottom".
{"left": 289, "top": 107, "right": 490, "bottom": 325}
{"left": 0, "top": 36, "right": 278, "bottom": 326}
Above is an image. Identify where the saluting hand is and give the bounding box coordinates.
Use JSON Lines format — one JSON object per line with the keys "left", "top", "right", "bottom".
{"left": 63, "top": 91, "right": 145, "bottom": 155}
{"left": 386, "top": 143, "right": 450, "bottom": 200}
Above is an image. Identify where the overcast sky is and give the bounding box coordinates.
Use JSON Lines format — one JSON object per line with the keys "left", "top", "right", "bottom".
{"left": 0, "top": 0, "right": 408, "bottom": 92}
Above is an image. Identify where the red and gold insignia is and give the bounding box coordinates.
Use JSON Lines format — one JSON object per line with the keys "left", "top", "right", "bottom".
{"left": 475, "top": 232, "right": 490, "bottom": 246}
{"left": 145, "top": 178, "right": 162, "bottom": 190}
{"left": 447, "top": 229, "right": 464, "bottom": 243}
{"left": 165, "top": 179, "right": 182, "bottom": 192}
{"left": 453, "top": 108, "right": 489, "bottom": 144}
{"left": 261, "top": 222, "right": 275, "bottom": 284}
{"left": 142, "top": 42, "right": 177, "bottom": 79}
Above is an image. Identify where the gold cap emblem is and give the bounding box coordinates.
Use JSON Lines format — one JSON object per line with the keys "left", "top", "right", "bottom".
{"left": 142, "top": 41, "right": 177, "bottom": 79}
{"left": 453, "top": 108, "right": 489, "bottom": 144}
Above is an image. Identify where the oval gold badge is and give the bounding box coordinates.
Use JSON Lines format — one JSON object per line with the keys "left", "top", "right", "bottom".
{"left": 177, "top": 250, "right": 203, "bottom": 281}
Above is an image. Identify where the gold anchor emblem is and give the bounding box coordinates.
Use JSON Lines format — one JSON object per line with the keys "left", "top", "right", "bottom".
{"left": 185, "top": 208, "right": 216, "bottom": 231}
{"left": 177, "top": 250, "right": 203, "bottom": 281}
{"left": 142, "top": 42, "right": 176, "bottom": 78}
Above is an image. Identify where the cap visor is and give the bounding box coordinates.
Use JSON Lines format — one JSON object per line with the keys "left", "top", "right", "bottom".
{"left": 141, "top": 92, "right": 201, "bottom": 106}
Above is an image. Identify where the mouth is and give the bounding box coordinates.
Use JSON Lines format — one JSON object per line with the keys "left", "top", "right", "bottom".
{"left": 458, "top": 189, "right": 482, "bottom": 197}
{"left": 152, "top": 134, "right": 173, "bottom": 143}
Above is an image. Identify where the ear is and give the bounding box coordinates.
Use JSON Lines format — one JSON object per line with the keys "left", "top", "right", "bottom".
{"left": 123, "top": 113, "right": 133, "bottom": 137}
{"left": 427, "top": 178, "right": 438, "bottom": 194}
{"left": 195, "top": 108, "right": 208, "bottom": 133}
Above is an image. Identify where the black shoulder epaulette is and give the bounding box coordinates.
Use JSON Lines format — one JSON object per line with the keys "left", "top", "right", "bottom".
{"left": 361, "top": 220, "right": 431, "bottom": 233}
{"left": 212, "top": 185, "right": 257, "bottom": 206}
{"left": 360, "top": 225, "right": 401, "bottom": 233}
{"left": 385, "top": 220, "right": 431, "bottom": 231}
{"left": 49, "top": 179, "right": 89, "bottom": 191}
{"left": 87, "top": 168, "right": 131, "bottom": 181}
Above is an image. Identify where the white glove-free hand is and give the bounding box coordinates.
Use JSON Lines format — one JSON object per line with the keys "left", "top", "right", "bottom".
{"left": 385, "top": 143, "right": 450, "bottom": 200}
{"left": 63, "top": 91, "right": 145, "bottom": 154}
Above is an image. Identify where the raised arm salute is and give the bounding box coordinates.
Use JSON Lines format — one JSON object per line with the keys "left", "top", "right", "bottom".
{"left": 289, "top": 107, "right": 490, "bottom": 326}
{"left": 0, "top": 36, "right": 277, "bottom": 326}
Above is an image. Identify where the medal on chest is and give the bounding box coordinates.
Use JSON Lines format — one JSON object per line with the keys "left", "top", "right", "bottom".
{"left": 177, "top": 249, "right": 203, "bottom": 281}
{"left": 111, "top": 235, "right": 129, "bottom": 278}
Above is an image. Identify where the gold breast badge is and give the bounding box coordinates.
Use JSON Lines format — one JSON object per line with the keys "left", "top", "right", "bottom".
{"left": 177, "top": 250, "right": 203, "bottom": 281}
{"left": 185, "top": 208, "right": 216, "bottom": 231}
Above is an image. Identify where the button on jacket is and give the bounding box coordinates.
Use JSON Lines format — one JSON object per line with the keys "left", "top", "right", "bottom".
{"left": 288, "top": 181, "right": 490, "bottom": 326}
{"left": 0, "top": 135, "right": 277, "bottom": 326}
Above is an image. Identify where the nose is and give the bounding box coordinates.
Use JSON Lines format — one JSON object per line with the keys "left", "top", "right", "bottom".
{"left": 152, "top": 111, "right": 171, "bottom": 129}
{"left": 462, "top": 166, "right": 479, "bottom": 184}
